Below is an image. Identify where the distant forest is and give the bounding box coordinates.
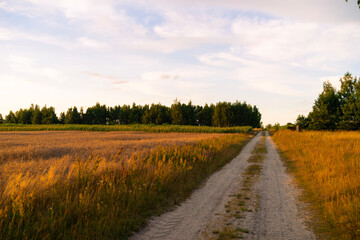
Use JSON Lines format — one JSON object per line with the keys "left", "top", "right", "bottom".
{"left": 0, "top": 100, "right": 262, "bottom": 128}
{"left": 296, "top": 73, "right": 360, "bottom": 130}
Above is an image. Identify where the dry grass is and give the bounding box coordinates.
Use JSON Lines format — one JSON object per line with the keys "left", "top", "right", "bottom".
{"left": 0, "top": 131, "right": 251, "bottom": 239}
{"left": 272, "top": 130, "right": 360, "bottom": 239}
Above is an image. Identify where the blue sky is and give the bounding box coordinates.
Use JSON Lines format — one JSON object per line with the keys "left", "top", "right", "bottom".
{"left": 0, "top": 0, "right": 360, "bottom": 125}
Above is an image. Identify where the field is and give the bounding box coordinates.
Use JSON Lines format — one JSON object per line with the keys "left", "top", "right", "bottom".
{"left": 0, "top": 131, "right": 252, "bottom": 239}
{"left": 272, "top": 130, "right": 360, "bottom": 239}
{"left": 0, "top": 124, "right": 252, "bottom": 133}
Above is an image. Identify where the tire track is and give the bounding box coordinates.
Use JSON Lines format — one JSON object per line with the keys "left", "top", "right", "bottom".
{"left": 245, "top": 132, "right": 315, "bottom": 240}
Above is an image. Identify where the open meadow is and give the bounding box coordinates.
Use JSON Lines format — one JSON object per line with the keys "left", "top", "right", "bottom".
{"left": 272, "top": 130, "right": 360, "bottom": 239}
{"left": 0, "top": 130, "right": 252, "bottom": 239}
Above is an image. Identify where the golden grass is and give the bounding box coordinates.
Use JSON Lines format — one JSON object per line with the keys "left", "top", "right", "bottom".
{"left": 0, "top": 131, "right": 251, "bottom": 239}
{"left": 272, "top": 130, "right": 360, "bottom": 239}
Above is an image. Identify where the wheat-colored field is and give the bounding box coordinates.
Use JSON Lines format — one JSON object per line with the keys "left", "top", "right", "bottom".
{"left": 272, "top": 130, "right": 360, "bottom": 239}
{"left": 0, "top": 131, "right": 224, "bottom": 205}
{"left": 0, "top": 131, "right": 250, "bottom": 239}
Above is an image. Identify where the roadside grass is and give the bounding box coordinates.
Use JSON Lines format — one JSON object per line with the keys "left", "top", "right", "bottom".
{"left": 273, "top": 130, "right": 360, "bottom": 239}
{"left": 0, "top": 133, "right": 252, "bottom": 239}
{"left": 210, "top": 134, "right": 267, "bottom": 240}
{"left": 0, "top": 124, "right": 252, "bottom": 133}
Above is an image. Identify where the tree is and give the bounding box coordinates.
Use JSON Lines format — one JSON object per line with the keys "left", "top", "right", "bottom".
{"left": 171, "top": 99, "right": 184, "bottom": 125}
{"left": 31, "top": 104, "right": 42, "bottom": 124}
{"left": 183, "top": 101, "right": 196, "bottom": 125}
{"left": 16, "top": 108, "right": 32, "bottom": 124}
{"left": 5, "top": 111, "right": 17, "bottom": 123}
{"left": 0, "top": 114, "right": 3, "bottom": 124}
{"left": 251, "top": 106, "right": 262, "bottom": 128}
{"left": 265, "top": 124, "right": 272, "bottom": 130}
{"left": 65, "top": 107, "right": 81, "bottom": 124}
{"left": 120, "top": 105, "right": 131, "bottom": 124}
{"left": 147, "top": 103, "right": 171, "bottom": 125}
{"left": 3, "top": 100, "right": 262, "bottom": 127}
{"left": 107, "top": 106, "right": 121, "bottom": 124}
{"left": 296, "top": 115, "right": 311, "bottom": 129}
{"left": 338, "top": 73, "right": 360, "bottom": 130}
{"left": 59, "top": 112, "right": 66, "bottom": 124}
{"left": 41, "top": 106, "right": 58, "bottom": 124}
{"left": 213, "top": 102, "right": 232, "bottom": 127}
{"left": 85, "top": 103, "right": 107, "bottom": 124}
{"left": 129, "top": 103, "right": 143, "bottom": 124}
{"left": 198, "top": 104, "right": 213, "bottom": 126}
{"left": 308, "top": 81, "right": 340, "bottom": 130}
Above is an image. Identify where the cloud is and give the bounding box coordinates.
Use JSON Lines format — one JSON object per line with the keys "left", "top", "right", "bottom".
{"left": 0, "top": 0, "right": 148, "bottom": 37}
{"left": 112, "top": 80, "right": 128, "bottom": 85}
{"left": 129, "top": 0, "right": 360, "bottom": 23}
{"left": 4, "top": 55, "right": 69, "bottom": 84}
{"left": 77, "top": 37, "right": 107, "bottom": 49}
{"left": 82, "top": 71, "right": 118, "bottom": 81}
{"left": 0, "top": 26, "right": 75, "bottom": 49}
{"left": 198, "top": 52, "right": 252, "bottom": 67}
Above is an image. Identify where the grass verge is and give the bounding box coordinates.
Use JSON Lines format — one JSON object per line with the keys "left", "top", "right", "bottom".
{"left": 272, "top": 130, "right": 360, "bottom": 240}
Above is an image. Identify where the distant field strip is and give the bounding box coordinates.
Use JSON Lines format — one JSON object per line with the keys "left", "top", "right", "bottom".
{"left": 273, "top": 130, "right": 360, "bottom": 239}
{"left": 0, "top": 124, "right": 252, "bottom": 133}
{"left": 0, "top": 131, "right": 252, "bottom": 239}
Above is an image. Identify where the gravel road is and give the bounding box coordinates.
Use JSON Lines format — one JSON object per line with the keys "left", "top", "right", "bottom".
{"left": 244, "top": 132, "right": 315, "bottom": 239}
{"left": 130, "top": 131, "right": 315, "bottom": 240}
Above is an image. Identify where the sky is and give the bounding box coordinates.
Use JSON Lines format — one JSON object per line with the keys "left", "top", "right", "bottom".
{"left": 0, "top": 0, "right": 359, "bottom": 125}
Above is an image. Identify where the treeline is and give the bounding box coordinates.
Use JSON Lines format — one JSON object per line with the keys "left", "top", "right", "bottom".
{"left": 1, "top": 100, "right": 261, "bottom": 128}
{"left": 296, "top": 73, "right": 360, "bottom": 130}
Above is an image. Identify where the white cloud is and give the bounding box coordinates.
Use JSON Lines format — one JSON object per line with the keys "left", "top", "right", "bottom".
{"left": 153, "top": 11, "right": 229, "bottom": 39}
{"left": 78, "top": 37, "right": 107, "bottom": 49}
{"left": 0, "top": 26, "right": 74, "bottom": 49}
{"left": 4, "top": 55, "right": 68, "bottom": 84}
{"left": 198, "top": 52, "right": 252, "bottom": 67}
{"left": 0, "top": 0, "right": 148, "bottom": 37}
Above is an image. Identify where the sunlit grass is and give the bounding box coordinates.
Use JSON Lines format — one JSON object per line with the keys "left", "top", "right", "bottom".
{"left": 0, "top": 131, "right": 251, "bottom": 239}
{"left": 273, "top": 130, "right": 360, "bottom": 239}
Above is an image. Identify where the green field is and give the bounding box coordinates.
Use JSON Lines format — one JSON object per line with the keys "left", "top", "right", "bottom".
{"left": 0, "top": 124, "right": 252, "bottom": 133}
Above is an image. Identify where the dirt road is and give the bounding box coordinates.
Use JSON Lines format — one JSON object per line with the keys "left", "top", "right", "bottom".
{"left": 130, "top": 132, "right": 315, "bottom": 240}
{"left": 243, "top": 132, "right": 315, "bottom": 239}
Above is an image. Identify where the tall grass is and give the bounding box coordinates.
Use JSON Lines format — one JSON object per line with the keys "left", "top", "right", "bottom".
{"left": 272, "top": 130, "right": 360, "bottom": 239}
{"left": 0, "top": 132, "right": 251, "bottom": 239}
{"left": 0, "top": 124, "right": 252, "bottom": 133}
